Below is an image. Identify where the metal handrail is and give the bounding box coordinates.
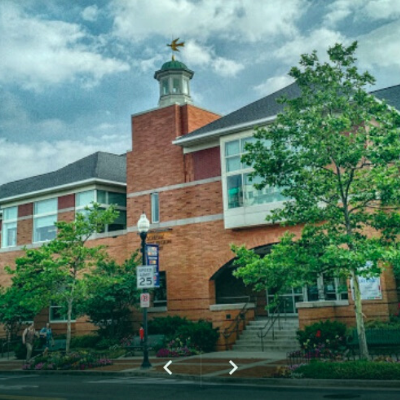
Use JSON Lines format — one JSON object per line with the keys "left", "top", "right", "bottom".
{"left": 1, "top": 338, "right": 20, "bottom": 360}
{"left": 222, "top": 296, "right": 251, "bottom": 350}
{"left": 257, "top": 300, "right": 285, "bottom": 352}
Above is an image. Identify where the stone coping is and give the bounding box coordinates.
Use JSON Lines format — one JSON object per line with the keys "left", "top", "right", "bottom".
{"left": 296, "top": 300, "right": 349, "bottom": 308}
{"left": 209, "top": 303, "right": 255, "bottom": 311}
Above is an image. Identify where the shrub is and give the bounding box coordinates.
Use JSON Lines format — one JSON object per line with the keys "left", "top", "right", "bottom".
{"left": 296, "top": 320, "right": 347, "bottom": 351}
{"left": 148, "top": 316, "right": 191, "bottom": 336}
{"left": 296, "top": 361, "right": 400, "bottom": 380}
{"left": 94, "top": 337, "right": 120, "bottom": 350}
{"left": 13, "top": 342, "right": 30, "bottom": 360}
{"left": 70, "top": 335, "right": 101, "bottom": 349}
{"left": 175, "top": 320, "right": 219, "bottom": 353}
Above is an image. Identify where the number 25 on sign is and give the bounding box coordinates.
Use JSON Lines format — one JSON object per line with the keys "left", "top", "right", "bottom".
{"left": 137, "top": 266, "right": 154, "bottom": 289}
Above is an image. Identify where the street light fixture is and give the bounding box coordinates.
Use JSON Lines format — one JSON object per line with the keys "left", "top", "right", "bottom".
{"left": 137, "top": 212, "right": 152, "bottom": 369}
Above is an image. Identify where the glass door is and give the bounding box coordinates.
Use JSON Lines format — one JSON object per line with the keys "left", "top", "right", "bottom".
{"left": 267, "top": 287, "right": 304, "bottom": 315}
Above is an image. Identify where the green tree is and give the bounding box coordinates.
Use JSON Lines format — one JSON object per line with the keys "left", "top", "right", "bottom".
{"left": 233, "top": 42, "right": 400, "bottom": 360}
{"left": 5, "top": 204, "right": 118, "bottom": 353}
{"left": 82, "top": 253, "right": 140, "bottom": 339}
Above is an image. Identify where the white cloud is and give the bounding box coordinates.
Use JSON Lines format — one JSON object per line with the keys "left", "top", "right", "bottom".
{"left": 110, "top": 0, "right": 307, "bottom": 42}
{"left": 0, "top": 136, "right": 129, "bottom": 186}
{"left": 183, "top": 40, "right": 243, "bottom": 77}
{"left": 0, "top": 2, "right": 129, "bottom": 91}
{"left": 254, "top": 75, "right": 295, "bottom": 97}
{"left": 324, "top": 0, "right": 400, "bottom": 27}
{"left": 274, "top": 28, "right": 346, "bottom": 66}
{"left": 356, "top": 20, "right": 400, "bottom": 88}
{"left": 81, "top": 5, "right": 99, "bottom": 22}
{"left": 363, "top": 0, "right": 400, "bottom": 20}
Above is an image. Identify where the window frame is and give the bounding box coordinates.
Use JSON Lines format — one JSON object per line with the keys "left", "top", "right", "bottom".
{"left": 1, "top": 206, "right": 18, "bottom": 248}
{"left": 33, "top": 198, "right": 58, "bottom": 243}
{"left": 75, "top": 189, "right": 127, "bottom": 233}
{"left": 151, "top": 192, "right": 160, "bottom": 223}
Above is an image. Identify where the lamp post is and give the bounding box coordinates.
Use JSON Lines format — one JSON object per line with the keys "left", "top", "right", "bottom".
{"left": 137, "top": 212, "right": 152, "bottom": 369}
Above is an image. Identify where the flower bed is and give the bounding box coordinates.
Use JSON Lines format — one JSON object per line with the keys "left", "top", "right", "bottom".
{"left": 290, "top": 360, "right": 400, "bottom": 380}
{"left": 22, "top": 351, "right": 112, "bottom": 371}
{"left": 156, "top": 337, "right": 200, "bottom": 358}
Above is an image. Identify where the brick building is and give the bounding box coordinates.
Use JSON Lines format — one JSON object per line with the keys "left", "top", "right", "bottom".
{"left": 1, "top": 58, "right": 400, "bottom": 349}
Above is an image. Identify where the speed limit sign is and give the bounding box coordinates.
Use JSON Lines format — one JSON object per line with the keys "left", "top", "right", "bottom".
{"left": 137, "top": 266, "right": 154, "bottom": 289}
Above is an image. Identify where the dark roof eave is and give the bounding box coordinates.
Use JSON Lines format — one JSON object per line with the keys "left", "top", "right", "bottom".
{"left": 0, "top": 178, "right": 126, "bottom": 205}
{"left": 173, "top": 114, "right": 277, "bottom": 147}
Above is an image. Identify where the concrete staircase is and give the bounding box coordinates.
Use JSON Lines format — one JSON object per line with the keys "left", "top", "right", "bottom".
{"left": 233, "top": 316, "right": 300, "bottom": 352}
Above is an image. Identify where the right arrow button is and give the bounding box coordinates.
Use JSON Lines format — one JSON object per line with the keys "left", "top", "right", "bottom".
{"left": 229, "top": 360, "right": 238, "bottom": 375}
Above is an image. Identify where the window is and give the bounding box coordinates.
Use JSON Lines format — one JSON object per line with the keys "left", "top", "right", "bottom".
{"left": 75, "top": 190, "right": 127, "bottom": 232}
{"left": 49, "top": 304, "right": 76, "bottom": 322}
{"left": 172, "top": 78, "right": 180, "bottom": 94}
{"left": 33, "top": 199, "right": 57, "bottom": 243}
{"left": 151, "top": 193, "right": 159, "bottom": 223}
{"left": 153, "top": 272, "right": 167, "bottom": 307}
{"left": 224, "top": 137, "right": 286, "bottom": 209}
{"left": 162, "top": 78, "right": 169, "bottom": 95}
{"left": 1, "top": 206, "right": 17, "bottom": 248}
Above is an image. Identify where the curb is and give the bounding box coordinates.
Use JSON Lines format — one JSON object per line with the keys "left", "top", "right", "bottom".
{"left": 0, "top": 369, "right": 400, "bottom": 389}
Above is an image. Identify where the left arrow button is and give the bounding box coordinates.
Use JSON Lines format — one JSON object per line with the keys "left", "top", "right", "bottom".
{"left": 164, "top": 360, "right": 172, "bottom": 375}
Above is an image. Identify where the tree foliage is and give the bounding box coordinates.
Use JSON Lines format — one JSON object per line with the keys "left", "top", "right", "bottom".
{"left": 233, "top": 42, "right": 400, "bottom": 360}
{"left": 3, "top": 204, "right": 118, "bottom": 352}
{"left": 82, "top": 252, "right": 140, "bottom": 339}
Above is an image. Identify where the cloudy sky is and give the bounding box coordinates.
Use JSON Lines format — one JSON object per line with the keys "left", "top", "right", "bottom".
{"left": 1, "top": 0, "right": 400, "bottom": 185}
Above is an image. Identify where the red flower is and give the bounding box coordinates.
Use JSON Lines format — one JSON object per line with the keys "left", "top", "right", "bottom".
{"left": 316, "top": 330, "right": 321, "bottom": 338}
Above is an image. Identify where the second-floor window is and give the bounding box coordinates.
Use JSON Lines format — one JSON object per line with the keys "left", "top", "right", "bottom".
{"left": 2, "top": 206, "right": 18, "bottom": 248}
{"left": 75, "top": 190, "right": 127, "bottom": 232}
{"left": 224, "top": 136, "right": 286, "bottom": 209}
{"left": 33, "top": 198, "right": 57, "bottom": 243}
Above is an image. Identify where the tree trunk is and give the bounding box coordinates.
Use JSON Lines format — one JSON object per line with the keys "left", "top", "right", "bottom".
{"left": 350, "top": 269, "right": 370, "bottom": 360}
{"left": 66, "top": 299, "right": 73, "bottom": 354}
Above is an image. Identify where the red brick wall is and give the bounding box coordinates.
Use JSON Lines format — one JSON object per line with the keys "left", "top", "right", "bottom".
{"left": 127, "top": 180, "right": 222, "bottom": 227}
{"left": 58, "top": 194, "right": 75, "bottom": 209}
{"left": 18, "top": 203, "right": 33, "bottom": 218}
{"left": 127, "top": 104, "right": 220, "bottom": 196}
{"left": 180, "top": 104, "right": 220, "bottom": 136}
{"left": 17, "top": 218, "right": 33, "bottom": 246}
{"left": 192, "top": 147, "right": 221, "bottom": 181}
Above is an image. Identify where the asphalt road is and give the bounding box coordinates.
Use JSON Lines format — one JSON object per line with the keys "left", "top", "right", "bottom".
{"left": 0, "top": 374, "right": 399, "bottom": 400}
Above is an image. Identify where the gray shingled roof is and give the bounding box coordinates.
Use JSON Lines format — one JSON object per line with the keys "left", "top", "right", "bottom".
{"left": 371, "top": 84, "right": 400, "bottom": 110}
{"left": 176, "top": 83, "right": 400, "bottom": 144}
{"left": 0, "top": 152, "right": 126, "bottom": 201}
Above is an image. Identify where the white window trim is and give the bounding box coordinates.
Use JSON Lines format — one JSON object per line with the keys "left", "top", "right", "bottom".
{"left": 75, "top": 190, "right": 127, "bottom": 233}
{"left": 33, "top": 199, "right": 57, "bottom": 244}
{"left": 220, "top": 130, "right": 286, "bottom": 229}
{"left": 151, "top": 192, "right": 160, "bottom": 223}
{"left": 1, "top": 206, "right": 18, "bottom": 248}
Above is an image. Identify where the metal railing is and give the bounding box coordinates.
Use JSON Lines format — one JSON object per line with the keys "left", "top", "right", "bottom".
{"left": 222, "top": 296, "right": 252, "bottom": 350}
{"left": 257, "top": 300, "right": 286, "bottom": 352}
{"left": 1, "top": 338, "right": 20, "bottom": 360}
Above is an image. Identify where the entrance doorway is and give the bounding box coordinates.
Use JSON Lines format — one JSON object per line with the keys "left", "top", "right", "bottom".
{"left": 267, "top": 287, "right": 304, "bottom": 315}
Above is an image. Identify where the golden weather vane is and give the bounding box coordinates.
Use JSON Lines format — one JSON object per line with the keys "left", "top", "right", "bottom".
{"left": 167, "top": 38, "right": 185, "bottom": 60}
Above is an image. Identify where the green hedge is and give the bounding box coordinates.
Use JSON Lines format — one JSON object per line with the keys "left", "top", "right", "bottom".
{"left": 148, "top": 316, "right": 191, "bottom": 336}
{"left": 148, "top": 316, "right": 219, "bottom": 353}
{"left": 297, "top": 361, "right": 400, "bottom": 380}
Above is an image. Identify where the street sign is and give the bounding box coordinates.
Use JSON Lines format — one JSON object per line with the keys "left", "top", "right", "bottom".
{"left": 140, "top": 293, "right": 150, "bottom": 308}
{"left": 146, "top": 244, "right": 160, "bottom": 287}
{"left": 137, "top": 266, "right": 155, "bottom": 289}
